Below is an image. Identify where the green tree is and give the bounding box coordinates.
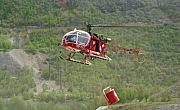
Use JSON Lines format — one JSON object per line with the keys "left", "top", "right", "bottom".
{"left": 150, "top": 96, "right": 156, "bottom": 102}
{"left": 48, "top": 91, "right": 57, "bottom": 103}
{"left": 38, "top": 92, "right": 48, "bottom": 102}
{"left": 144, "top": 93, "right": 149, "bottom": 102}
{"left": 118, "top": 91, "right": 126, "bottom": 103}
{"left": 23, "top": 91, "right": 31, "bottom": 100}
{"left": 0, "top": 99, "right": 4, "bottom": 110}
{"left": 7, "top": 96, "right": 26, "bottom": 110}
{"left": 42, "top": 83, "right": 48, "bottom": 92}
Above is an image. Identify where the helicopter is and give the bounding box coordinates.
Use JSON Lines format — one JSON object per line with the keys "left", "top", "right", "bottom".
{"left": 57, "top": 1, "right": 155, "bottom": 65}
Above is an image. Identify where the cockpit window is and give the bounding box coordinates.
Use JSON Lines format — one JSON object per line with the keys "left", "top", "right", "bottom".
{"left": 65, "top": 30, "right": 90, "bottom": 45}
{"left": 66, "top": 34, "right": 77, "bottom": 43}
{"left": 77, "top": 32, "right": 89, "bottom": 45}
{"left": 66, "top": 31, "right": 77, "bottom": 43}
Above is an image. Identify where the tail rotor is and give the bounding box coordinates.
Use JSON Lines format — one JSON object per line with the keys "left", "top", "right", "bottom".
{"left": 130, "top": 41, "right": 146, "bottom": 64}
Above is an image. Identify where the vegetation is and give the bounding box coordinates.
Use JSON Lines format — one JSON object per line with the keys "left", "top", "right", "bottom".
{"left": 0, "top": 66, "right": 36, "bottom": 98}
{"left": 0, "top": 35, "right": 13, "bottom": 49}
{"left": 0, "top": 0, "right": 179, "bottom": 109}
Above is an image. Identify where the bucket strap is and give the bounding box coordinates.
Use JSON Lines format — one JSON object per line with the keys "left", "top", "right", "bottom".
{"left": 103, "top": 86, "right": 112, "bottom": 101}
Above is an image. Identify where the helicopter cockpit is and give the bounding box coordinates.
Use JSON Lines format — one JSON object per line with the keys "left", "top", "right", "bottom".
{"left": 65, "top": 29, "right": 90, "bottom": 46}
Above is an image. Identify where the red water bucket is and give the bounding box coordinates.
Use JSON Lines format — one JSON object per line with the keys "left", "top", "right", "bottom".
{"left": 103, "top": 86, "right": 119, "bottom": 105}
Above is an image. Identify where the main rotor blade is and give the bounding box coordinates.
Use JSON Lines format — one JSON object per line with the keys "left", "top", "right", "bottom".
{"left": 57, "top": 1, "right": 67, "bottom": 4}
{"left": 57, "top": 1, "right": 86, "bottom": 24}
{"left": 91, "top": 25, "right": 156, "bottom": 28}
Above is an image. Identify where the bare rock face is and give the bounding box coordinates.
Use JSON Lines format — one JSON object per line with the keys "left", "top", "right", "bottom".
{"left": 0, "top": 49, "right": 60, "bottom": 93}
{"left": 0, "top": 49, "right": 47, "bottom": 75}
{"left": 0, "top": 50, "right": 21, "bottom": 75}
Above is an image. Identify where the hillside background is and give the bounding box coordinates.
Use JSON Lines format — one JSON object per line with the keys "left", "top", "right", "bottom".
{"left": 0, "top": 0, "right": 179, "bottom": 110}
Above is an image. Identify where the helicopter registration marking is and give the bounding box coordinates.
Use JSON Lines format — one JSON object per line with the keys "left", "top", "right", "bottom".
{"left": 66, "top": 46, "right": 81, "bottom": 52}
{"left": 76, "top": 45, "right": 85, "bottom": 49}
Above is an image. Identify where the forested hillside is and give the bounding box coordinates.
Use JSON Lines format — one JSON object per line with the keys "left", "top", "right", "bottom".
{"left": 0, "top": 0, "right": 179, "bottom": 110}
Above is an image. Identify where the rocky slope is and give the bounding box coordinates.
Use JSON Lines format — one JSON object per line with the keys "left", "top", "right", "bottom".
{"left": 0, "top": 49, "right": 46, "bottom": 74}
{"left": 0, "top": 49, "right": 60, "bottom": 94}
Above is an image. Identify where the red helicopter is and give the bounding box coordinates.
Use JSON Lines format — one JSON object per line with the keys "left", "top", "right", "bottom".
{"left": 57, "top": 1, "right": 154, "bottom": 65}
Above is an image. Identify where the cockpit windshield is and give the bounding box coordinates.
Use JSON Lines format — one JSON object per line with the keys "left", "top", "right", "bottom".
{"left": 65, "top": 30, "right": 90, "bottom": 45}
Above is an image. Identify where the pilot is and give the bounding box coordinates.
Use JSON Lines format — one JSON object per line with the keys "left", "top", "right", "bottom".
{"left": 71, "top": 36, "right": 76, "bottom": 43}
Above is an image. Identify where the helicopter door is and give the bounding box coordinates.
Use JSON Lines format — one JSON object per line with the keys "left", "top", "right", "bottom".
{"left": 90, "top": 34, "right": 100, "bottom": 52}
{"left": 90, "top": 40, "right": 96, "bottom": 51}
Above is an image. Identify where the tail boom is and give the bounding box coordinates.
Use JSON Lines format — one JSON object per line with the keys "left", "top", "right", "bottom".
{"left": 105, "top": 44, "right": 145, "bottom": 63}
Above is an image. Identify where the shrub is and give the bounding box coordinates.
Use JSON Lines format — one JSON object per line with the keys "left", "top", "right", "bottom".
{"left": 25, "top": 45, "right": 37, "bottom": 54}
{"left": 150, "top": 96, "right": 155, "bottom": 102}
{"left": 42, "top": 83, "right": 48, "bottom": 92}
{"left": 23, "top": 91, "right": 31, "bottom": 100}
{"left": 33, "top": 88, "right": 37, "bottom": 92}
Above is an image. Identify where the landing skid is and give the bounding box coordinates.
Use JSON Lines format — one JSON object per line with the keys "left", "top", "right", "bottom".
{"left": 66, "top": 58, "right": 91, "bottom": 65}
{"left": 59, "top": 50, "right": 112, "bottom": 65}
{"left": 59, "top": 51, "right": 91, "bottom": 65}
{"left": 90, "top": 54, "right": 112, "bottom": 61}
